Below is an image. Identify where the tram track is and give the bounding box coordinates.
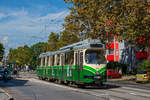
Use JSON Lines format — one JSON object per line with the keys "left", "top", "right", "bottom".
{"left": 30, "top": 78, "right": 150, "bottom": 100}
{"left": 17, "top": 73, "right": 150, "bottom": 100}
{"left": 4, "top": 73, "right": 150, "bottom": 100}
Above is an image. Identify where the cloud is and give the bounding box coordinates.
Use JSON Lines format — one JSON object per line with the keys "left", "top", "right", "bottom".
{"left": 0, "top": 9, "right": 69, "bottom": 34}
{"left": 0, "top": 9, "right": 70, "bottom": 50}
{"left": 0, "top": 13, "right": 6, "bottom": 19}
{"left": 1, "top": 36, "right": 8, "bottom": 45}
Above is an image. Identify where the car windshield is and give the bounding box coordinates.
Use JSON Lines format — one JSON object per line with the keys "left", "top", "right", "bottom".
{"left": 85, "top": 49, "right": 106, "bottom": 64}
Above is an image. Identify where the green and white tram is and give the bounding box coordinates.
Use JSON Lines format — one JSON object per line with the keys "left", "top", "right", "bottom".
{"left": 37, "top": 39, "right": 107, "bottom": 87}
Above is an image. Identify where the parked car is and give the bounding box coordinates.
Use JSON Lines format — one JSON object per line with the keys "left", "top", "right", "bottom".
{"left": 0, "top": 69, "right": 12, "bottom": 80}
{"left": 136, "top": 71, "right": 150, "bottom": 83}
{"left": 107, "top": 69, "right": 121, "bottom": 78}
{"left": 0, "top": 70, "right": 4, "bottom": 80}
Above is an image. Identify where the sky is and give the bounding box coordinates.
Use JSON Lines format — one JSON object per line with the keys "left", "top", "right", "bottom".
{"left": 0, "top": 0, "right": 70, "bottom": 54}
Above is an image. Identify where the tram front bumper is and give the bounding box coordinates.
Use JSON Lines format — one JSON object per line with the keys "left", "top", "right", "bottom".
{"left": 93, "top": 76, "right": 103, "bottom": 85}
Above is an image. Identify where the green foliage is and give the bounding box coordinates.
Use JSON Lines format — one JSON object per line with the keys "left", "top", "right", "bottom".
{"left": 7, "top": 31, "right": 80, "bottom": 68}
{"left": 46, "top": 32, "right": 59, "bottom": 51}
{"left": 0, "top": 43, "right": 4, "bottom": 61}
{"left": 107, "top": 61, "right": 121, "bottom": 69}
{"left": 8, "top": 45, "right": 31, "bottom": 65}
{"left": 137, "top": 60, "right": 150, "bottom": 72}
{"left": 30, "top": 42, "right": 47, "bottom": 68}
{"left": 107, "top": 61, "right": 127, "bottom": 74}
{"left": 8, "top": 42, "right": 47, "bottom": 68}
{"left": 64, "top": 0, "right": 107, "bottom": 41}
{"left": 57, "top": 30, "right": 80, "bottom": 48}
{"left": 64, "top": 0, "right": 150, "bottom": 49}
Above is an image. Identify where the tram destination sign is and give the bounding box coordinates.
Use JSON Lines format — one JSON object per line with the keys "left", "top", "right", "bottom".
{"left": 90, "top": 44, "right": 103, "bottom": 48}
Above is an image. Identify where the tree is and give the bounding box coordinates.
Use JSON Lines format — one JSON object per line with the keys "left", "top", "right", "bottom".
{"left": 8, "top": 45, "right": 31, "bottom": 66}
{"left": 0, "top": 43, "right": 4, "bottom": 61}
{"left": 119, "top": 0, "right": 150, "bottom": 49}
{"left": 30, "top": 42, "right": 46, "bottom": 68}
{"left": 64, "top": 0, "right": 110, "bottom": 41}
{"left": 57, "top": 30, "right": 80, "bottom": 48}
{"left": 46, "top": 32, "right": 59, "bottom": 51}
{"left": 64, "top": 0, "right": 150, "bottom": 49}
{"left": 137, "top": 60, "right": 150, "bottom": 72}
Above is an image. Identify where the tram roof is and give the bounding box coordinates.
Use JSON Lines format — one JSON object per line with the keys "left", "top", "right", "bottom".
{"left": 39, "top": 39, "right": 104, "bottom": 58}
{"left": 60, "top": 39, "right": 103, "bottom": 50}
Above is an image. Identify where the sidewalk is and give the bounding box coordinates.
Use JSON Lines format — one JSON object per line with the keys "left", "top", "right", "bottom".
{"left": 0, "top": 88, "right": 9, "bottom": 100}
{"left": 108, "top": 75, "right": 136, "bottom": 81}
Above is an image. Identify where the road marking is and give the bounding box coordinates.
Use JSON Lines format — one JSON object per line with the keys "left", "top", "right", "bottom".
{"left": 129, "top": 92, "right": 137, "bottom": 95}
{"left": 108, "top": 86, "right": 150, "bottom": 98}
{"left": 122, "top": 87, "right": 150, "bottom": 93}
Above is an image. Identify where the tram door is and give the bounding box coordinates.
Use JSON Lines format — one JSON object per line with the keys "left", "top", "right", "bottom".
{"left": 75, "top": 51, "right": 83, "bottom": 82}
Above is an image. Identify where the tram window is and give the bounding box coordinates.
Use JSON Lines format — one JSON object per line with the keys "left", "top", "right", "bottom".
{"left": 65, "top": 53, "right": 69, "bottom": 65}
{"left": 70, "top": 52, "right": 74, "bottom": 65}
{"left": 65, "top": 51, "right": 74, "bottom": 65}
{"left": 47, "top": 56, "right": 49, "bottom": 66}
{"left": 57, "top": 54, "right": 60, "bottom": 66}
{"left": 52, "top": 56, "right": 54, "bottom": 66}
{"left": 85, "top": 50, "right": 106, "bottom": 64}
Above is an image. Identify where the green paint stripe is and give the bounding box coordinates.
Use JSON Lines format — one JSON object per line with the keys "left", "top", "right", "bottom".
{"left": 83, "top": 65, "right": 97, "bottom": 73}
{"left": 98, "top": 66, "right": 107, "bottom": 73}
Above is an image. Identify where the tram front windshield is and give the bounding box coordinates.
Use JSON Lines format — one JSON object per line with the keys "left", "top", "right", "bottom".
{"left": 85, "top": 50, "right": 106, "bottom": 64}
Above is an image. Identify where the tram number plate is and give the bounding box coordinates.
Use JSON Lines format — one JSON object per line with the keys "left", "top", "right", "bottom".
{"left": 94, "top": 76, "right": 101, "bottom": 79}
{"left": 137, "top": 77, "right": 143, "bottom": 80}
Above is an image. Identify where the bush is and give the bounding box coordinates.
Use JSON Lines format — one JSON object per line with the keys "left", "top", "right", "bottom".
{"left": 136, "top": 60, "right": 150, "bottom": 72}
{"left": 107, "top": 61, "right": 127, "bottom": 74}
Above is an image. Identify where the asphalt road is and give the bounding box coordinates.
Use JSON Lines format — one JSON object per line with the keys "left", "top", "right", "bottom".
{"left": 0, "top": 72, "right": 150, "bottom": 100}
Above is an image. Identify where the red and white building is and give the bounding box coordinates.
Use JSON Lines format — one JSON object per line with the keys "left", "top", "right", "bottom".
{"left": 105, "top": 21, "right": 150, "bottom": 72}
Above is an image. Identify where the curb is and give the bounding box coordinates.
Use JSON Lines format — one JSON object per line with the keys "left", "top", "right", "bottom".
{"left": 0, "top": 88, "right": 14, "bottom": 100}
{"left": 108, "top": 78, "right": 136, "bottom": 81}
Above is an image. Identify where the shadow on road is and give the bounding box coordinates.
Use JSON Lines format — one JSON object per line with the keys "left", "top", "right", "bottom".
{"left": 79, "top": 84, "right": 120, "bottom": 90}
{"left": 0, "top": 79, "right": 29, "bottom": 88}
